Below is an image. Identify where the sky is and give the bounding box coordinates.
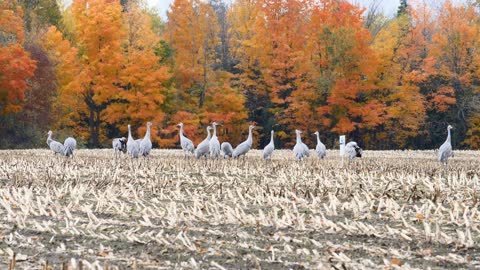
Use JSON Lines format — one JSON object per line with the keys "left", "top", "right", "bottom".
{"left": 149, "top": 0, "right": 402, "bottom": 18}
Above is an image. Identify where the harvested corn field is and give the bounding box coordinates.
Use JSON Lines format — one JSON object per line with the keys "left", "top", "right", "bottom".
{"left": 0, "top": 149, "right": 479, "bottom": 269}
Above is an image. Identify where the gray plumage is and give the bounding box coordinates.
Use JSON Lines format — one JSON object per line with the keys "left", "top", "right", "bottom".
{"left": 345, "top": 141, "right": 362, "bottom": 160}
{"left": 438, "top": 125, "right": 453, "bottom": 165}
{"left": 196, "top": 126, "right": 212, "bottom": 159}
{"left": 139, "top": 122, "right": 153, "bottom": 158}
{"left": 63, "top": 137, "right": 77, "bottom": 157}
{"left": 262, "top": 130, "right": 275, "bottom": 159}
{"left": 47, "top": 130, "right": 65, "bottom": 155}
{"left": 177, "top": 123, "right": 194, "bottom": 156}
{"left": 233, "top": 125, "right": 255, "bottom": 158}
{"left": 127, "top": 124, "right": 140, "bottom": 159}
{"left": 293, "top": 129, "right": 309, "bottom": 160}
{"left": 221, "top": 142, "right": 233, "bottom": 158}
{"left": 113, "top": 137, "right": 127, "bottom": 157}
{"left": 209, "top": 122, "right": 222, "bottom": 159}
{"left": 313, "top": 131, "right": 326, "bottom": 159}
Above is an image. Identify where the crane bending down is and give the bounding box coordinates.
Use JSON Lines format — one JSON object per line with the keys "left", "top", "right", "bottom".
{"left": 47, "top": 130, "right": 65, "bottom": 155}
{"left": 262, "top": 130, "right": 275, "bottom": 159}
{"left": 232, "top": 125, "right": 255, "bottom": 158}
{"left": 293, "top": 130, "right": 309, "bottom": 160}
{"left": 139, "top": 122, "right": 153, "bottom": 159}
{"left": 313, "top": 131, "right": 326, "bottom": 159}
{"left": 345, "top": 141, "right": 362, "bottom": 160}
{"left": 438, "top": 125, "right": 454, "bottom": 165}
{"left": 196, "top": 126, "right": 212, "bottom": 159}
{"left": 127, "top": 124, "right": 140, "bottom": 159}
{"left": 221, "top": 142, "right": 233, "bottom": 158}
{"left": 113, "top": 137, "right": 127, "bottom": 158}
{"left": 63, "top": 137, "right": 77, "bottom": 157}
{"left": 209, "top": 122, "right": 222, "bottom": 159}
{"left": 177, "top": 122, "right": 194, "bottom": 157}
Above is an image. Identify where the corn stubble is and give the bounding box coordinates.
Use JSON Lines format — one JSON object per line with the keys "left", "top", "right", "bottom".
{"left": 0, "top": 149, "right": 479, "bottom": 269}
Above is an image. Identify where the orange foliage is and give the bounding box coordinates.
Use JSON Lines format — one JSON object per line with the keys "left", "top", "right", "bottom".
{"left": 0, "top": 0, "right": 36, "bottom": 115}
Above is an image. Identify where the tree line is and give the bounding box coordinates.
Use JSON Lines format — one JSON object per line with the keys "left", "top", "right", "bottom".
{"left": 1, "top": 0, "right": 479, "bottom": 150}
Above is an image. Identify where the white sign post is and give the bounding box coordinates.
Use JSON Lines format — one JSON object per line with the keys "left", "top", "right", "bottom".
{"left": 339, "top": 135, "right": 346, "bottom": 166}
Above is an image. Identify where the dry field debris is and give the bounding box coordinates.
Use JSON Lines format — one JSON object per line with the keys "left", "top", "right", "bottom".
{"left": 0, "top": 149, "right": 479, "bottom": 269}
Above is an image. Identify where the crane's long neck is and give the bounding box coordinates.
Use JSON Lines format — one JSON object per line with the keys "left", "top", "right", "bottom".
{"left": 179, "top": 126, "right": 184, "bottom": 138}
{"left": 296, "top": 132, "right": 302, "bottom": 144}
{"left": 270, "top": 132, "right": 274, "bottom": 144}
{"left": 446, "top": 128, "right": 451, "bottom": 143}
{"left": 128, "top": 126, "right": 133, "bottom": 140}
{"left": 207, "top": 128, "right": 211, "bottom": 140}
{"left": 212, "top": 125, "right": 217, "bottom": 137}
{"left": 145, "top": 125, "right": 151, "bottom": 139}
{"left": 47, "top": 133, "right": 53, "bottom": 145}
{"left": 316, "top": 133, "right": 321, "bottom": 144}
{"left": 247, "top": 128, "right": 253, "bottom": 144}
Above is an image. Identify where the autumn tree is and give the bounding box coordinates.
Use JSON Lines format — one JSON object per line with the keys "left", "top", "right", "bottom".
{"left": 106, "top": 1, "right": 170, "bottom": 145}
{"left": 426, "top": 1, "right": 480, "bottom": 148}
{"left": 371, "top": 3, "right": 429, "bottom": 148}
{"left": 0, "top": 0, "right": 36, "bottom": 116}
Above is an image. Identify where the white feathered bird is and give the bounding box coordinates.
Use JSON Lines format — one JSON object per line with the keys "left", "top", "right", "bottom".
{"left": 139, "top": 122, "right": 153, "bottom": 159}
{"left": 127, "top": 124, "right": 140, "bottom": 159}
{"left": 63, "top": 137, "right": 77, "bottom": 157}
{"left": 209, "top": 122, "right": 222, "bottom": 159}
{"left": 112, "top": 137, "right": 127, "bottom": 158}
{"left": 293, "top": 129, "right": 309, "bottom": 160}
{"left": 47, "top": 130, "right": 65, "bottom": 155}
{"left": 313, "top": 131, "right": 326, "bottom": 159}
{"left": 262, "top": 130, "right": 275, "bottom": 159}
{"left": 221, "top": 142, "right": 233, "bottom": 158}
{"left": 232, "top": 125, "right": 255, "bottom": 158}
{"left": 345, "top": 141, "right": 362, "bottom": 160}
{"left": 196, "top": 126, "right": 212, "bottom": 159}
{"left": 438, "top": 125, "right": 454, "bottom": 165}
{"left": 177, "top": 122, "right": 194, "bottom": 156}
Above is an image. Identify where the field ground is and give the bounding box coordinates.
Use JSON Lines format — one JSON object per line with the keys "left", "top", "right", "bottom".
{"left": 0, "top": 149, "right": 479, "bottom": 269}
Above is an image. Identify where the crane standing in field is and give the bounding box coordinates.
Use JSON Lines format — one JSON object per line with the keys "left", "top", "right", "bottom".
{"left": 313, "top": 131, "right": 326, "bottom": 159}
{"left": 177, "top": 122, "right": 194, "bottom": 157}
{"left": 47, "top": 130, "right": 65, "bottom": 155}
{"left": 232, "top": 125, "right": 255, "bottom": 158}
{"left": 139, "top": 122, "right": 153, "bottom": 159}
{"left": 112, "top": 137, "right": 127, "bottom": 158}
{"left": 345, "top": 141, "right": 362, "bottom": 161}
{"left": 127, "top": 124, "right": 140, "bottom": 159}
{"left": 63, "top": 137, "right": 77, "bottom": 157}
{"left": 196, "top": 126, "right": 213, "bottom": 159}
{"left": 262, "top": 130, "right": 275, "bottom": 160}
{"left": 209, "top": 122, "right": 222, "bottom": 159}
{"left": 438, "top": 125, "right": 454, "bottom": 165}
{"left": 293, "top": 130, "right": 309, "bottom": 160}
{"left": 221, "top": 142, "right": 233, "bottom": 158}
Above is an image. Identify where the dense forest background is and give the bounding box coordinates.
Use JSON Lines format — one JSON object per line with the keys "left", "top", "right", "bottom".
{"left": 1, "top": 0, "right": 480, "bottom": 150}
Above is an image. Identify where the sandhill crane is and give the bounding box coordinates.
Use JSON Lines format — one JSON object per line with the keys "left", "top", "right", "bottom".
{"left": 196, "top": 126, "right": 212, "bottom": 159}
{"left": 345, "top": 141, "right": 362, "bottom": 160}
{"left": 127, "top": 124, "right": 140, "bottom": 159}
{"left": 112, "top": 137, "right": 127, "bottom": 158}
{"left": 63, "top": 137, "right": 77, "bottom": 157}
{"left": 233, "top": 125, "right": 255, "bottom": 158}
{"left": 438, "top": 125, "right": 454, "bottom": 165}
{"left": 46, "top": 130, "right": 65, "bottom": 155}
{"left": 313, "top": 131, "right": 326, "bottom": 159}
{"left": 262, "top": 130, "right": 275, "bottom": 159}
{"left": 293, "top": 129, "right": 309, "bottom": 160}
{"left": 177, "top": 122, "right": 194, "bottom": 157}
{"left": 139, "top": 122, "right": 153, "bottom": 159}
{"left": 209, "top": 122, "right": 222, "bottom": 159}
{"left": 221, "top": 142, "right": 233, "bottom": 158}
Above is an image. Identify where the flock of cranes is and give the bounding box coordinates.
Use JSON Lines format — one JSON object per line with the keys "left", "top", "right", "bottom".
{"left": 46, "top": 123, "right": 455, "bottom": 165}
